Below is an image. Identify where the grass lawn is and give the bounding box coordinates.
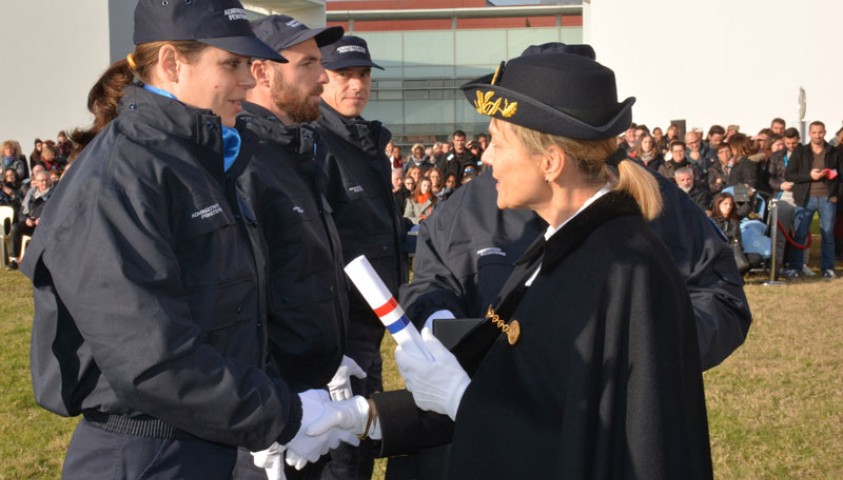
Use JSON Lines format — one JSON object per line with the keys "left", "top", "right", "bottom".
{"left": 2, "top": 268, "right": 841, "bottom": 479}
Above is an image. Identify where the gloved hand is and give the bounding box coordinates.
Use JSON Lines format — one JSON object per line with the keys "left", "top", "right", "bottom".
{"left": 285, "top": 389, "right": 360, "bottom": 470}
{"left": 327, "top": 356, "right": 367, "bottom": 401}
{"left": 251, "top": 442, "right": 286, "bottom": 480}
{"left": 394, "top": 327, "right": 470, "bottom": 421}
{"left": 306, "top": 395, "right": 370, "bottom": 437}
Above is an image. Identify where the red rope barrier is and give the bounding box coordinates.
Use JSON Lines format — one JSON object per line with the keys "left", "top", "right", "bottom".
{"left": 777, "top": 220, "right": 813, "bottom": 250}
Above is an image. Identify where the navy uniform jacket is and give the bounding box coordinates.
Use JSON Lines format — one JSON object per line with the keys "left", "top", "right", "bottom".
{"left": 235, "top": 102, "right": 348, "bottom": 393}
{"left": 315, "top": 102, "right": 407, "bottom": 359}
{"left": 401, "top": 154, "right": 752, "bottom": 371}
{"left": 23, "top": 86, "right": 301, "bottom": 451}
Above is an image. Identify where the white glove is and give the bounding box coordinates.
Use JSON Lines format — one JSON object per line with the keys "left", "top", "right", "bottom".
{"left": 284, "top": 450, "right": 308, "bottom": 472}
{"left": 251, "top": 442, "right": 286, "bottom": 480}
{"left": 327, "top": 356, "right": 367, "bottom": 401}
{"left": 306, "top": 395, "right": 370, "bottom": 437}
{"left": 394, "top": 327, "right": 470, "bottom": 421}
{"left": 285, "top": 389, "right": 360, "bottom": 470}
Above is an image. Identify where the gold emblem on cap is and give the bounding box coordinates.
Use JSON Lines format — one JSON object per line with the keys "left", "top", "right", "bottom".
{"left": 486, "top": 305, "right": 521, "bottom": 345}
{"left": 474, "top": 91, "right": 518, "bottom": 119}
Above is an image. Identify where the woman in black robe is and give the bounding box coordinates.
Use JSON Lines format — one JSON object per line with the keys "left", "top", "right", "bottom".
{"left": 305, "top": 49, "right": 713, "bottom": 480}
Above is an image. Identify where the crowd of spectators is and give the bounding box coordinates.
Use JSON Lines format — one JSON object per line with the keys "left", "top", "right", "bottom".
{"left": 1, "top": 131, "right": 72, "bottom": 270}
{"left": 389, "top": 118, "right": 843, "bottom": 279}
{"left": 5, "top": 119, "right": 842, "bottom": 279}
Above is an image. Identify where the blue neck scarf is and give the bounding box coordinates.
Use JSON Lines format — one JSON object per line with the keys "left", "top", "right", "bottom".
{"left": 143, "top": 85, "right": 240, "bottom": 172}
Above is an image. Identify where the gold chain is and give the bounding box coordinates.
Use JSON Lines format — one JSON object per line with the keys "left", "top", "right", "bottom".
{"left": 486, "top": 306, "right": 521, "bottom": 345}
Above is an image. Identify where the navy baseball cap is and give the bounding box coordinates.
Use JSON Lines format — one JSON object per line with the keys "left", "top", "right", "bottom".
{"left": 320, "top": 35, "right": 384, "bottom": 70}
{"left": 133, "top": 0, "right": 286, "bottom": 62}
{"left": 251, "top": 15, "right": 344, "bottom": 52}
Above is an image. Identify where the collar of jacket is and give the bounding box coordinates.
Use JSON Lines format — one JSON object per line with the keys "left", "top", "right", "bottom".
{"left": 238, "top": 101, "right": 317, "bottom": 156}
{"left": 318, "top": 101, "right": 389, "bottom": 155}
{"left": 518, "top": 190, "right": 642, "bottom": 275}
{"left": 119, "top": 84, "right": 228, "bottom": 183}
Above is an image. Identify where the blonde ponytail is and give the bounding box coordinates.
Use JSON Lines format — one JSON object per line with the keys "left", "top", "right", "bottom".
{"left": 614, "top": 159, "right": 662, "bottom": 221}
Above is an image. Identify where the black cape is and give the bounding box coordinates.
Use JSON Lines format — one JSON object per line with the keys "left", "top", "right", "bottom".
{"left": 447, "top": 191, "right": 712, "bottom": 479}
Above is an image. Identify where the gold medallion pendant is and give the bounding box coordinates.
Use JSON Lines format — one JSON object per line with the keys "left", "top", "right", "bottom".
{"left": 486, "top": 306, "right": 521, "bottom": 345}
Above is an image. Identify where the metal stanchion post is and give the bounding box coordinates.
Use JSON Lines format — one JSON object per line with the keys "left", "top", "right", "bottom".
{"left": 764, "top": 197, "right": 784, "bottom": 286}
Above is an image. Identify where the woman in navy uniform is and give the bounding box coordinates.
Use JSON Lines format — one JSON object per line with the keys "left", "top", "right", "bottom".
{"left": 23, "top": 1, "right": 356, "bottom": 478}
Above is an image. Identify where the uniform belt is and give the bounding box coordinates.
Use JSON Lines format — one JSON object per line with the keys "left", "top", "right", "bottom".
{"left": 83, "top": 411, "right": 194, "bottom": 439}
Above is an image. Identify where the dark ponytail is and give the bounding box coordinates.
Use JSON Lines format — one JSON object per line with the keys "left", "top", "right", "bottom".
{"left": 69, "top": 59, "right": 135, "bottom": 153}
{"left": 70, "top": 41, "right": 206, "bottom": 155}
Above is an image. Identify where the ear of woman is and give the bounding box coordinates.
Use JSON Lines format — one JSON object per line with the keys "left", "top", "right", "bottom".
{"left": 156, "top": 44, "right": 181, "bottom": 85}
{"left": 541, "top": 144, "right": 565, "bottom": 183}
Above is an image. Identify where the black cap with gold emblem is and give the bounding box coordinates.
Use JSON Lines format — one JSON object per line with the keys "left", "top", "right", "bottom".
{"left": 460, "top": 50, "right": 634, "bottom": 141}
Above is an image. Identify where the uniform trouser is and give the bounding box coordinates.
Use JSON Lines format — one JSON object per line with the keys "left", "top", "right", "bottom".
{"left": 320, "top": 331, "right": 384, "bottom": 480}
{"left": 772, "top": 194, "right": 796, "bottom": 269}
{"left": 788, "top": 196, "right": 837, "bottom": 271}
{"left": 63, "top": 419, "right": 237, "bottom": 480}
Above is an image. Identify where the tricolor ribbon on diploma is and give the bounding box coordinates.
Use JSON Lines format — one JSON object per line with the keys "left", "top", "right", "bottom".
{"left": 344, "top": 256, "right": 434, "bottom": 361}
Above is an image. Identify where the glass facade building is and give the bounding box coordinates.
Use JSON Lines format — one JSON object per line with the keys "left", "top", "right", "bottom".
{"left": 356, "top": 25, "right": 583, "bottom": 145}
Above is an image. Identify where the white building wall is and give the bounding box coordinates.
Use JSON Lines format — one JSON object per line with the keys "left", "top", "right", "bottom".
{"left": 585, "top": 0, "right": 842, "bottom": 137}
{"left": 0, "top": 1, "right": 131, "bottom": 151}
{"left": 0, "top": 1, "right": 321, "bottom": 156}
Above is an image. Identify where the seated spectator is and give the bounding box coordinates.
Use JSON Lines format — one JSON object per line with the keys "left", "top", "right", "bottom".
{"left": 727, "top": 133, "right": 761, "bottom": 192}
{"left": 392, "top": 168, "right": 412, "bottom": 213}
{"left": 36, "top": 143, "right": 64, "bottom": 174}
{"left": 617, "top": 123, "right": 637, "bottom": 154}
{"left": 404, "top": 143, "right": 432, "bottom": 173}
{"left": 475, "top": 133, "right": 489, "bottom": 151}
{"left": 710, "top": 192, "right": 742, "bottom": 245}
{"left": 708, "top": 142, "right": 733, "bottom": 195}
{"left": 467, "top": 140, "right": 483, "bottom": 160}
{"left": 2, "top": 140, "right": 28, "bottom": 180}
{"left": 403, "top": 177, "right": 435, "bottom": 224}
{"left": 7, "top": 169, "right": 53, "bottom": 270}
{"left": 725, "top": 124, "right": 741, "bottom": 143}
{"left": 629, "top": 133, "right": 664, "bottom": 171}
{"left": 704, "top": 125, "right": 726, "bottom": 163}
{"left": 390, "top": 144, "right": 404, "bottom": 169}
{"left": 664, "top": 124, "right": 680, "bottom": 153}
{"left": 461, "top": 170, "right": 477, "bottom": 185}
{"left": 49, "top": 170, "right": 61, "bottom": 186}
{"left": 405, "top": 165, "right": 423, "bottom": 186}
{"left": 56, "top": 130, "right": 73, "bottom": 164}
{"left": 676, "top": 167, "right": 712, "bottom": 214}
{"left": 426, "top": 166, "right": 447, "bottom": 201}
{"left": 29, "top": 138, "right": 43, "bottom": 168}
{"left": 652, "top": 126, "right": 666, "bottom": 153}
{"left": 24, "top": 164, "right": 46, "bottom": 194}
{"left": 770, "top": 117, "right": 786, "bottom": 136}
{"left": 0, "top": 168, "right": 24, "bottom": 213}
{"left": 685, "top": 129, "right": 712, "bottom": 179}
{"left": 752, "top": 128, "right": 774, "bottom": 154}
{"left": 754, "top": 134, "right": 784, "bottom": 196}
{"left": 429, "top": 142, "right": 444, "bottom": 165}
{"left": 659, "top": 140, "right": 704, "bottom": 185}
{"left": 439, "top": 173, "right": 458, "bottom": 201}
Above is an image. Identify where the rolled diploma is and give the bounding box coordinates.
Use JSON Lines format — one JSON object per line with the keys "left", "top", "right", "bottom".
{"left": 344, "top": 255, "right": 434, "bottom": 361}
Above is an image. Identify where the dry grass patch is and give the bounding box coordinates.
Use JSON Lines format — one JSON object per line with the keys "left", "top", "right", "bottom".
{"left": 2, "top": 270, "right": 842, "bottom": 479}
